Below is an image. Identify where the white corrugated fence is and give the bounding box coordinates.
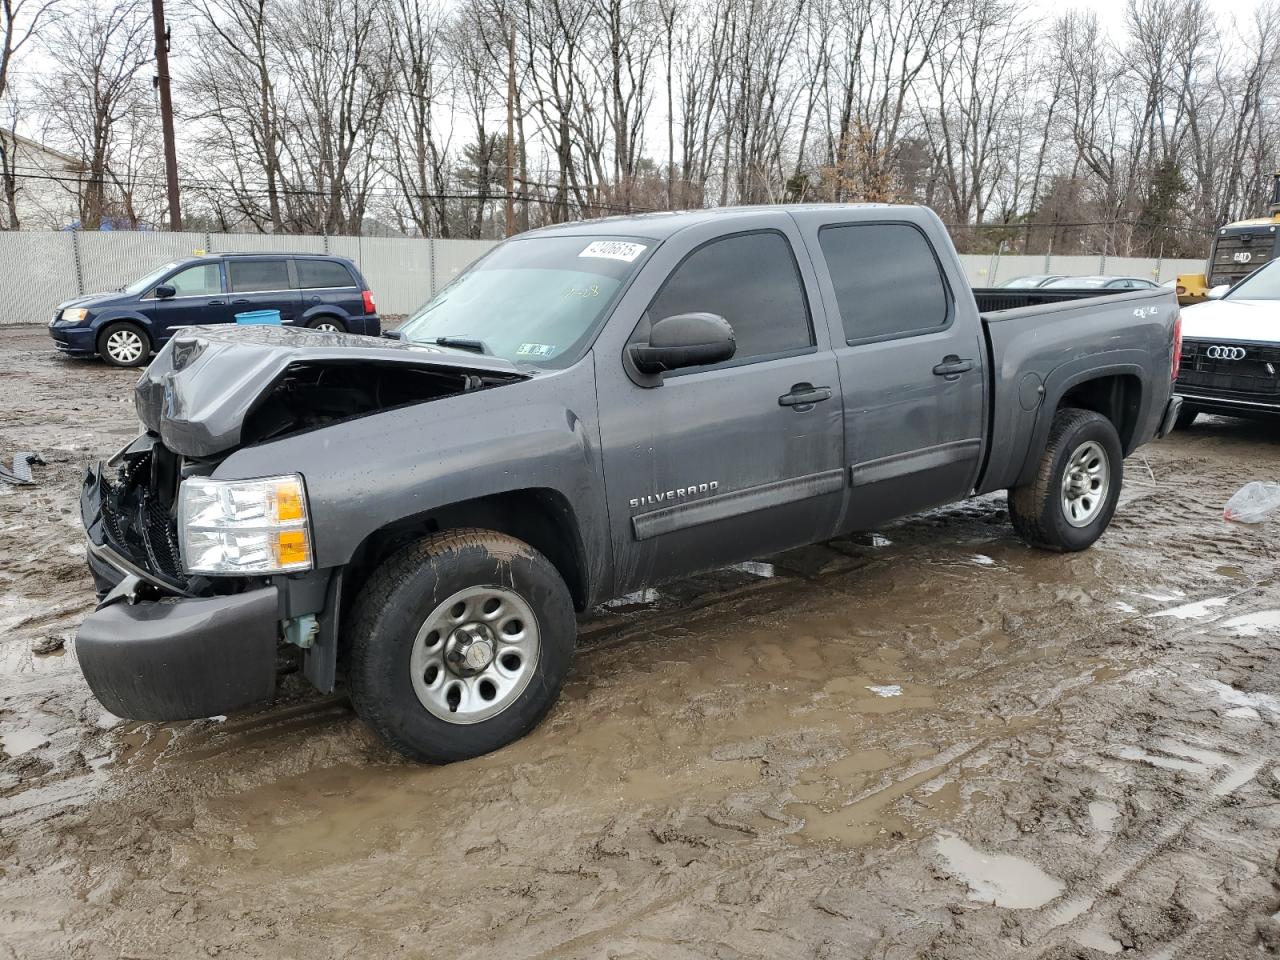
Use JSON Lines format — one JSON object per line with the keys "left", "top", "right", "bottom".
{"left": 0, "top": 229, "right": 1207, "bottom": 326}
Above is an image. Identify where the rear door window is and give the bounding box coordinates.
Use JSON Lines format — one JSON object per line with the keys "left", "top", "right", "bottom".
{"left": 818, "top": 223, "right": 951, "bottom": 344}
{"left": 296, "top": 259, "right": 355, "bottom": 289}
{"left": 646, "top": 230, "right": 813, "bottom": 364}
{"left": 228, "top": 259, "right": 291, "bottom": 293}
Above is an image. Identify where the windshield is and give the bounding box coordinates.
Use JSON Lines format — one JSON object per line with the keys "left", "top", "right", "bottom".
{"left": 398, "top": 235, "right": 651, "bottom": 367}
{"left": 1227, "top": 261, "right": 1280, "bottom": 300}
{"left": 121, "top": 261, "right": 182, "bottom": 295}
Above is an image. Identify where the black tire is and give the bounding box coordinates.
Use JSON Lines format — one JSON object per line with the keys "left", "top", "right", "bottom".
{"left": 97, "top": 321, "right": 150, "bottom": 368}
{"left": 347, "top": 528, "right": 575, "bottom": 763}
{"left": 308, "top": 315, "right": 346, "bottom": 333}
{"left": 1173, "top": 404, "right": 1199, "bottom": 430}
{"left": 1008, "top": 407, "right": 1123, "bottom": 552}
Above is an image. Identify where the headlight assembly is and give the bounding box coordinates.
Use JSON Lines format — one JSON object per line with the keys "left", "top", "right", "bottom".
{"left": 59, "top": 308, "right": 88, "bottom": 324}
{"left": 177, "top": 475, "right": 313, "bottom": 575}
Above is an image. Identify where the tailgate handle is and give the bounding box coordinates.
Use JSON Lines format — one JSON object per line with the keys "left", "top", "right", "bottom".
{"left": 779, "top": 383, "right": 833, "bottom": 411}
{"left": 933, "top": 357, "right": 974, "bottom": 379}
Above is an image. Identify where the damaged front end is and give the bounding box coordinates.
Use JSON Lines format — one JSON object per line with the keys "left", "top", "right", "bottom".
{"left": 77, "top": 325, "right": 528, "bottom": 722}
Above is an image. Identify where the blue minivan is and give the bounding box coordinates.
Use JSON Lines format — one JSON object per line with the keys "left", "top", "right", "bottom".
{"left": 48, "top": 252, "right": 381, "bottom": 367}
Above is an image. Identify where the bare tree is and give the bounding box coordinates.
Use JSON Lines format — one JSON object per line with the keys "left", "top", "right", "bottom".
{"left": 38, "top": 0, "right": 153, "bottom": 229}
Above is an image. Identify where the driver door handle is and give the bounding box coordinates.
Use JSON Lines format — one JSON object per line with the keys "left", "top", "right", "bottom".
{"left": 933, "top": 356, "right": 974, "bottom": 379}
{"left": 779, "top": 383, "right": 833, "bottom": 410}
{"left": 206, "top": 299, "right": 225, "bottom": 306}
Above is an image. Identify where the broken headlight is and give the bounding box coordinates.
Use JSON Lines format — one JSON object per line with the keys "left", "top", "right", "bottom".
{"left": 177, "top": 475, "right": 313, "bottom": 575}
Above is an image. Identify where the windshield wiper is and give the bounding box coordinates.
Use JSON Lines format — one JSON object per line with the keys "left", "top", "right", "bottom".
{"left": 431, "top": 336, "right": 490, "bottom": 355}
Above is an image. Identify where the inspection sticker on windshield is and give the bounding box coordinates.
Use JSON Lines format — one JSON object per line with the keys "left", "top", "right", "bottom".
{"left": 578, "top": 240, "right": 646, "bottom": 262}
{"left": 517, "top": 342, "right": 556, "bottom": 358}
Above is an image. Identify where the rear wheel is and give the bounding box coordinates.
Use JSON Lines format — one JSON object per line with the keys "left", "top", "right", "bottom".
{"left": 1173, "top": 404, "right": 1199, "bottom": 430}
{"left": 348, "top": 529, "right": 575, "bottom": 763}
{"left": 97, "top": 321, "right": 149, "bottom": 367}
{"left": 1008, "top": 407, "right": 1123, "bottom": 552}
{"left": 308, "top": 316, "right": 346, "bottom": 333}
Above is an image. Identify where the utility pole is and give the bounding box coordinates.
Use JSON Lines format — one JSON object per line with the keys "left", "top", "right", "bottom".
{"left": 505, "top": 23, "right": 516, "bottom": 238}
{"left": 151, "top": 0, "right": 182, "bottom": 231}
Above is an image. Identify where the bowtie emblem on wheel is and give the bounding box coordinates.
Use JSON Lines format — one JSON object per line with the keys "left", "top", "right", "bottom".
{"left": 1206, "top": 345, "right": 1247, "bottom": 360}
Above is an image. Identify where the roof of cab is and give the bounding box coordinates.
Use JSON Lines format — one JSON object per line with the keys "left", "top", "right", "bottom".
{"left": 521, "top": 203, "right": 916, "bottom": 241}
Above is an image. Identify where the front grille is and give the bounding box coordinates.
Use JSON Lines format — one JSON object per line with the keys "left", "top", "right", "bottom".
{"left": 1209, "top": 234, "right": 1276, "bottom": 286}
{"left": 1178, "top": 340, "right": 1280, "bottom": 401}
{"left": 98, "top": 441, "right": 187, "bottom": 586}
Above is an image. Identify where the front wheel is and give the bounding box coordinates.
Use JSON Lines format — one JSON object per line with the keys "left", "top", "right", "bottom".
{"left": 1008, "top": 407, "right": 1123, "bottom": 552}
{"left": 348, "top": 529, "right": 576, "bottom": 763}
{"left": 97, "top": 321, "right": 150, "bottom": 368}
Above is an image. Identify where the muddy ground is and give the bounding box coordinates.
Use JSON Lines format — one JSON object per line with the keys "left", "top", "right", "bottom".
{"left": 1, "top": 324, "right": 1279, "bottom": 959}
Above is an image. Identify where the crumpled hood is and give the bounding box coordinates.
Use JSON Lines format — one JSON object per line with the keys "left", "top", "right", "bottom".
{"left": 135, "top": 324, "right": 525, "bottom": 457}
{"left": 1181, "top": 298, "right": 1280, "bottom": 344}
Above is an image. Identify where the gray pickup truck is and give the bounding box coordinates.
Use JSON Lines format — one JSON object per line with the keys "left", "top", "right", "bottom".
{"left": 76, "top": 205, "right": 1183, "bottom": 762}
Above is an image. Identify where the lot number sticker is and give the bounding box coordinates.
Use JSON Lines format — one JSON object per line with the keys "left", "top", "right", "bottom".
{"left": 517, "top": 342, "right": 557, "bottom": 358}
{"left": 578, "top": 240, "right": 646, "bottom": 262}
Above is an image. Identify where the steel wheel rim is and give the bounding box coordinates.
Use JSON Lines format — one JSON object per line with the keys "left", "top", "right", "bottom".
{"left": 409, "top": 585, "right": 540, "bottom": 724}
{"left": 1060, "top": 439, "right": 1109, "bottom": 528}
{"left": 106, "top": 330, "right": 143, "bottom": 363}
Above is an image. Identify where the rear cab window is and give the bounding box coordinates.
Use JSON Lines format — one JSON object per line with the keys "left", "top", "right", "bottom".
{"left": 817, "top": 222, "right": 951, "bottom": 344}
{"left": 228, "top": 259, "right": 291, "bottom": 293}
{"left": 296, "top": 259, "right": 356, "bottom": 289}
{"left": 646, "top": 230, "right": 813, "bottom": 368}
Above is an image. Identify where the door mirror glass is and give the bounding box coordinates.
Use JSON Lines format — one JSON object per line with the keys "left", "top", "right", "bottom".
{"left": 629, "top": 312, "right": 735, "bottom": 375}
{"left": 154, "top": 284, "right": 176, "bottom": 300}
{"left": 1207, "top": 284, "right": 1230, "bottom": 300}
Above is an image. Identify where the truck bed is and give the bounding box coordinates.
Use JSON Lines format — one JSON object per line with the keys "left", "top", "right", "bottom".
{"left": 971, "top": 287, "right": 1118, "bottom": 313}
{"left": 974, "top": 286, "right": 1178, "bottom": 496}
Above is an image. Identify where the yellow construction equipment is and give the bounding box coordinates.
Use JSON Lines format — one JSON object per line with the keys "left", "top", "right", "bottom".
{"left": 1176, "top": 172, "right": 1280, "bottom": 304}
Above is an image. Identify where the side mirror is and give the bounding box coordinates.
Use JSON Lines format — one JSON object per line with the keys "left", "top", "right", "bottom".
{"left": 1207, "top": 284, "right": 1230, "bottom": 300}
{"left": 629, "top": 312, "right": 735, "bottom": 376}
{"left": 381, "top": 329, "right": 406, "bottom": 341}
{"left": 154, "top": 284, "right": 176, "bottom": 300}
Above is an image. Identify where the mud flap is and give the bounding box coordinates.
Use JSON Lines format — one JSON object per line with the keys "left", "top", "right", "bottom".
{"left": 76, "top": 583, "right": 279, "bottom": 721}
{"left": 1157, "top": 395, "right": 1184, "bottom": 438}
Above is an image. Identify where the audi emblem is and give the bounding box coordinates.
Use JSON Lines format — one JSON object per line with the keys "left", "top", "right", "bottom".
{"left": 1206, "top": 345, "right": 1247, "bottom": 360}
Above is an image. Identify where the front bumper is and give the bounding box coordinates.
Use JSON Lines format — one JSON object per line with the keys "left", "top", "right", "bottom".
{"left": 48, "top": 324, "right": 97, "bottom": 356}
{"left": 77, "top": 577, "right": 279, "bottom": 721}
{"left": 78, "top": 460, "right": 280, "bottom": 721}
{"left": 1175, "top": 391, "right": 1280, "bottom": 418}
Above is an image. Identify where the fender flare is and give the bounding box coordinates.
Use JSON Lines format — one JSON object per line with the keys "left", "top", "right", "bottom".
{"left": 1014, "top": 353, "right": 1149, "bottom": 488}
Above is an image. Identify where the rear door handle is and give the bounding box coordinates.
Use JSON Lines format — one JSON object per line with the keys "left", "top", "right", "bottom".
{"left": 933, "top": 357, "right": 974, "bottom": 379}
{"left": 779, "top": 383, "right": 833, "bottom": 410}
{"left": 232, "top": 298, "right": 251, "bottom": 305}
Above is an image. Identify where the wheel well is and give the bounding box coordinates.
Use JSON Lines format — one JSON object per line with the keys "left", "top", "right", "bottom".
{"left": 340, "top": 489, "right": 590, "bottom": 622}
{"left": 1058, "top": 374, "right": 1143, "bottom": 454}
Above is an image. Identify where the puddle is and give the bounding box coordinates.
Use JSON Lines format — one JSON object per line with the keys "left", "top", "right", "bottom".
{"left": 1219, "top": 610, "right": 1280, "bottom": 637}
{"left": 728, "top": 561, "right": 775, "bottom": 578}
{"left": 599, "top": 588, "right": 662, "bottom": 610}
{"left": 1201, "top": 678, "right": 1280, "bottom": 713}
{"left": 866, "top": 684, "right": 903, "bottom": 698}
{"left": 1, "top": 727, "right": 48, "bottom": 758}
{"left": 1087, "top": 799, "right": 1119, "bottom": 836}
{"left": 1074, "top": 924, "right": 1123, "bottom": 954}
{"left": 934, "top": 832, "right": 1065, "bottom": 908}
{"left": 1150, "top": 596, "right": 1231, "bottom": 620}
